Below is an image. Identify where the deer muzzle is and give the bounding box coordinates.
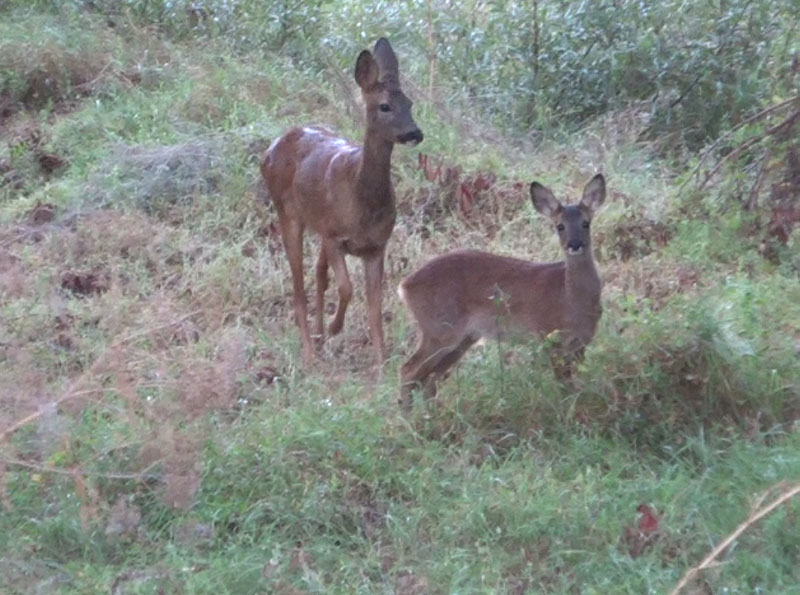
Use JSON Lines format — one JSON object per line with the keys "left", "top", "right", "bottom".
{"left": 566, "top": 241, "right": 585, "bottom": 256}
{"left": 397, "top": 129, "right": 424, "bottom": 145}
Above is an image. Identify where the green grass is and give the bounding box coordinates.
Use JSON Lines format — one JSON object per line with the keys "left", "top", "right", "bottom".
{"left": 1, "top": 6, "right": 798, "bottom": 594}
{"left": 4, "top": 397, "right": 799, "bottom": 593}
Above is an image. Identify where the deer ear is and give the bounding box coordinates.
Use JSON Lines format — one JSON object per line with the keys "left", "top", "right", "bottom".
{"left": 354, "top": 50, "right": 379, "bottom": 89}
{"left": 580, "top": 174, "right": 606, "bottom": 213}
{"left": 373, "top": 38, "right": 399, "bottom": 82}
{"left": 530, "top": 182, "right": 561, "bottom": 218}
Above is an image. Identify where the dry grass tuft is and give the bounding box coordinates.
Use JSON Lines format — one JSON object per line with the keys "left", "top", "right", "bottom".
{"left": 0, "top": 195, "right": 261, "bottom": 517}
{"left": 597, "top": 214, "right": 672, "bottom": 261}
{"left": 603, "top": 258, "right": 702, "bottom": 311}
{"left": 174, "top": 328, "right": 249, "bottom": 418}
{"left": 86, "top": 141, "right": 228, "bottom": 212}
{"left": 0, "top": 14, "right": 164, "bottom": 120}
{"left": 0, "top": 39, "right": 109, "bottom": 111}
{"left": 0, "top": 248, "right": 27, "bottom": 299}
{"left": 0, "top": 348, "right": 46, "bottom": 430}
{"left": 105, "top": 494, "right": 143, "bottom": 542}
{"left": 161, "top": 426, "right": 204, "bottom": 511}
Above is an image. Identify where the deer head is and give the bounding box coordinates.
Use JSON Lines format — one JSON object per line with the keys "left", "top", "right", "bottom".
{"left": 530, "top": 174, "right": 606, "bottom": 257}
{"left": 354, "top": 38, "right": 423, "bottom": 146}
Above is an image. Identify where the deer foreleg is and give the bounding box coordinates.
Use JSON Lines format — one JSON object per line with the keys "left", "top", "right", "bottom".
{"left": 281, "top": 218, "right": 313, "bottom": 365}
{"left": 364, "top": 250, "right": 387, "bottom": 365}
{"left": 314, "top": 246, "right": 329, "bottom": 343}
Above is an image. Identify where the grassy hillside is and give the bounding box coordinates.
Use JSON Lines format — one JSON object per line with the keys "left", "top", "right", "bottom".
{"left": 1, "top": 3, "right": 799, "bottom": 593}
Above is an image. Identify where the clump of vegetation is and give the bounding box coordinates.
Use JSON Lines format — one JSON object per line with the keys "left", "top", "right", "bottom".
{"left": 0, "top": 12, "right": 130, "bottom": 113}
{"left": 0, "top": 1, "right": 798, "bottom": 593}
{"left": 86, "top": 140, "right": 229, "bottom": 213}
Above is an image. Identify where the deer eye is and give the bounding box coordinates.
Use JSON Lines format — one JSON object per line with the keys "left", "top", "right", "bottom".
{"left": 582, "top": 221, "right": 590, "bottom": 229}
{"left": 379, "top": 103, "right": 391, "bottom": 112}
{"left": 556, "top": 223, "right": 565, "bottom": 232}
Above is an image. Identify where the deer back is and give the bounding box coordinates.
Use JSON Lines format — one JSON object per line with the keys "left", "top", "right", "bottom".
{"left": 399, "top": 250, "right": 573, "bottom": 343}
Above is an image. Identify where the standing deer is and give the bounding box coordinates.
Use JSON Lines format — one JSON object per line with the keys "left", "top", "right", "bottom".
{"left": 261, "top": 39, "right": 423, "bottom": 366}
{"left": 398, "top": 174, "right": 606, "bottom": 408}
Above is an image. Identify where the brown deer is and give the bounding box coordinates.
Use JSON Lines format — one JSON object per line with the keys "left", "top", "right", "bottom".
{"left": 398, "top": 174, "right": 606, "bottom": 408}
{"left": 261, "top": 39, "right": 423, "bottom": 366}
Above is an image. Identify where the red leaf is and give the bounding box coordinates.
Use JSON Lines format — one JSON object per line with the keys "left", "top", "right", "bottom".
{"left": 622, "top": 503, "right": 663, "bottom": 557}
{"left": 473, "top": 173, "right": 496, "bottom": 192}
{"left": 459, "top": 184, "right": 474, "bottom": 215}
{"left": 637, "top": 503, "right": 660, "bottom": 533}
{"left": 417, "top": 152, "right": 442, "bottom": 182}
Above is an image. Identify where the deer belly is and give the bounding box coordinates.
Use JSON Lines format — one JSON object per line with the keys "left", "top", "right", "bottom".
{"left": 340, "top": 238, "right": 384, "bottom": 258}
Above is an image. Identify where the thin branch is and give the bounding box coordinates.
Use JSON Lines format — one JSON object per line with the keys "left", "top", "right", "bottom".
{"left": 110, "top": 309, "right": 201, "bottom": 348}
{"left": 669, "top": 73, "right": 703, "bottom": 109}
{"left": 1, "top": 457, "right": 161, "bottom": 481}
{"left": 0, "top": 386, "right": 102, "bottom": 444}
{"left": 0, "top": 460, "right": 11, "bottom": 512}
{"left": 0, "top": 310, "right": 201, "bottom": 443}
{"left": 73, "top": 58, "right": 114, "bottom": 92}
{"left": 698, "top": 134, "right": 766, "bottom": 190}
{"left": 697, "top": 107, "right": 800, "bottom": 190}
{"left": 680, "top": 94, "right": 800, "bottom": 189}
{"left": 744, "top": 147, "right": 770, "bottom": 211}
{"left": 425, "top": 0, "right": 437, "bottom": 100}
{"left": 532, "top": 0, "right": 540, "bottom": 78}
{"left": 669, "top": 482, "right": 800, "bottom": 595}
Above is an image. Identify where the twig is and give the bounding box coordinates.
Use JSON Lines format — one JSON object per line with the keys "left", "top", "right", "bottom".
{"left": 0, "top": 377, "right": 104, "bottom": 443}
{"left": 74, "top": 58, "right": 114, "bottom": 91}
{"left": 0, "top": 460, "right": 11, "bottom": 512}
{"left": 532, "top": 0, "right": 540, "bottom": 78}
{"left": 425, "top": 0, "right": 437, "bottom": 100}
{"left": 1, "top": 457, "right": 161, "bottom": 481}
{"left": 680, "top": 94, "right": 800, "bottom": 189}
{"left": 669, "top": 73, "right": 703, "bottom": 109}
{"left": 744, "top": 147, "right": 771, "bottom": 211}
{"left": 697, "top": 135, "right": 764, "bottom": 190}
{"left": 0, "top": 224, "right": 59, "bottom": 249}
{"left": 669, "top": 482, "right": 800, "bottom": 595}
{"left": 0, "top": 310, "right": 201, "bottom": 443}
{"left": 697, "top": 107, "right": 800, "bottom": 190}
{"left": 111, "top": 309, "right": 201, "bottom": 348}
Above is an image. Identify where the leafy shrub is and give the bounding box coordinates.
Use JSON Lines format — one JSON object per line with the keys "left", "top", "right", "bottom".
{"left": 6, "top": 0, "right": 797, "bottom": 151}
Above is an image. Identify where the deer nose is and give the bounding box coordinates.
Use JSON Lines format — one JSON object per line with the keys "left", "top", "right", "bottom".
{"left": 398, "top": 129, "right": 424, "bottom": 145}
{"left": 566, "top": 240, "right": 584, "bottom": 255}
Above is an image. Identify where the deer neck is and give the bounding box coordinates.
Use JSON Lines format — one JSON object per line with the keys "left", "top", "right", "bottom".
{"left": 564, "top": 252, "right": 602, "bottom": 327}
{"left": 356, "top": 131, "right": 394, "bottom": 216}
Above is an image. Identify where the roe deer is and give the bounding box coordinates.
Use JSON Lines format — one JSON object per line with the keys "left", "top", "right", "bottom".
{"left": 398, "top": 174, "right": 606, "bottom": 408}
{"left": 261, "top": 38, "right": 423, "bottom": 367}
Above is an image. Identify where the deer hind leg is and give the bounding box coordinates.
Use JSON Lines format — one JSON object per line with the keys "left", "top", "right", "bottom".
{"left": 324, "top": 241, "right": 353, "bottom": 337}
{"left": 399, "top": 335, "right": 440, "bottom": 410}
{"left": 399, "top": 333, "right": 476, "bottom": 410}
{"left": 280, "top": 216, "right": 313, "bottom": 365}
{"left": 313, "top": 245, "right": 329, "bottom": 344}
{"left": 363, "top": 250, "right": 387, "bottom": 365}
{"left": 429, "top": 335, "right": 476, "bottom": 382}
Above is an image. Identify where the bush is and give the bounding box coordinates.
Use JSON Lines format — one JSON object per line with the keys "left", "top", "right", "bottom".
{"left": 6, "top": 0, "right": 797, "bottom": 151}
